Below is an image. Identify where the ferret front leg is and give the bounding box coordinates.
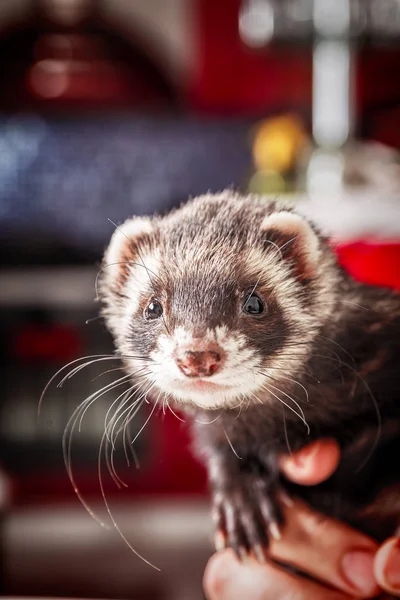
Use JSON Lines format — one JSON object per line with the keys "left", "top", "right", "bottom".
{"left": 208, "top": 448, "right": 285, "bottom": 561}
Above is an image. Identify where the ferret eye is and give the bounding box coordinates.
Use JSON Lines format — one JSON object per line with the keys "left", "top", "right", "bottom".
{"left": 144, "top": 299, "right": 163, "bottom": 320}
{"left": 243, "top": 293, "right": 264, "bottom": 315}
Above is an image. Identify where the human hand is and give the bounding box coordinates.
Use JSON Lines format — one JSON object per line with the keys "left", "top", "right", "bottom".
{"left": 204, "top": 440, "right": 400, "bottom": 599}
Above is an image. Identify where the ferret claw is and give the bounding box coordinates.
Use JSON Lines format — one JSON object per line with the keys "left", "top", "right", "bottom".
{"left": 253, "top": 543, "right": 267, "bottom": 563}
{"left": 268, "top": 521, "right": 281, "bottom": 541}
{"left": 237, "top": 546, "right": 248, "bottom": 561}
{"left": 212, "top": 472, "right": 285, "bottom": 561}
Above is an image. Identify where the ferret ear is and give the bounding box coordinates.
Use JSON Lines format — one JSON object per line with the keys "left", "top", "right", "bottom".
{"left": 102, "top": 217, "right": 155, "bottom": 290}
{"left": 260, "top": 211, "right": 321, "bottom": 281}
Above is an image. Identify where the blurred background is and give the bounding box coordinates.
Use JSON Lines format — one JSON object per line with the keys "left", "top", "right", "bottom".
{"left": 1, "top": 1, "right": 400, "bottom": 599}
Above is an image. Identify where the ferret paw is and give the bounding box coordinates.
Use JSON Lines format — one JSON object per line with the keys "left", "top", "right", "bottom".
{"left": 212, "top": 474, "right": 285, "bottom": 562}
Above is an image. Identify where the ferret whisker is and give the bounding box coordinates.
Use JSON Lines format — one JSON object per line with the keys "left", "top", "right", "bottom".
{"left": 254, "top": 370, "right": 308, "bottom": 406}
{"left": 111, "top": 388, "right": 142, "bottom": 466}
{"left": 43, "top": 353, "right": 150, "bottom": 411}
{"left": 111, "top": 396, "right": 148, "bottom": 454}
{"left": 195, "top": 411, "right": 223, "bottom": 425}
{"left": 282, "top": 406, "right": 292, "bottom": 456}
{"left": 111, "top": 379, "right": 155, "bottom": 444}
{"left": 247, "top": 276, "right": 262, "bottom": 299}
{"left": 223, "top": 426, "right": 242, "bottom": 459}
{"left": 39, "top": 354, "right": 119, "bottom": 415}
{"left": 64, "top": 374, "right": 145, "bottom": 504}
{"left": 262, "top": 239, "right": 283, "bottom": 261}
{"left": 109, "top": 395, "right": 145, "bottom": 478}
{"left": 106, "top": 383, "right": 143, "bottom": 436}
{"left": 103, "top": 382, "right": 141, "bottom": 448}
{"left": 85, "top": 315, "right": 104, "bottom": 325}
{"left": 279, "top": 235, "right": 297, "bottom": 253}
{"left": 105, "top": 432, "right": 127, "bottom": 489}
{"left": 78, "top": 374, "right": 132, "bottom": 432}
{"left": 108, "top": 379, "right": 156, "bottom": 459}
{"left": 91, "top": 366, "right": 126, "bottom": 381}
{"left": 235, "top": 394, "right": 246, "bottom": 419}
{"left": 274, "top": 374, "right": 313, "bottom": 395}
{"left": 106, "top": 218, "right": 162, "bottom": 281}
{"left": 97, "top": 426, "right": 161, "bottom": 571}
{"left": 120, "top": 397, "right": 146, "bottom": 460}
{"left": 262, "top": 371, "right": 309, "bottom": 403}
{"left": 260, "top": 382, "right": 310, "bottom": 434}
{"left": 107, "top": 389, "right": 147, "bottom": 488}
{"left": 130, "top": 389, "right": 159, "bottom": 446}
{"left": 95, "top": 260, "right": 131, "bottom": 300}
{"left": 111, "top": 394, "right": 144, "bottom": 446}
{"left": 107, "top": 385, "right": 158, "bottom": 487}
{"left": 109, "top": 398, "right": 144, "bottom": 484}
{"left": 262, "top": 380, "right": 308, "bottom": 420}
{"left": 318, "top": 335, "right": 357, "bottom": 368}
{"left": 247, "top": 389, "right": 263, "bottom": 405}
{"left": 107, "top": 391, "right": 146, "bottom": 454}
{"left": 105, "top": 386, "right": 139, "bottom": 473}
{"left": 103, "top": 370, "right": 150, "bottom": 443}
{"left": 165, "top": 398, "right": 186, "bottom": 423}
{"left": 340, "top": 300, "right": 370, "bottom": 311}
{"left": 123, "top": 414, "right": 140, "bottom": 469}
{"left": 62, "top": 399, "right": 109, "bottom": 529}
{"left": 332, "top": 362, "right": 382, "bottom": 473}
{"left": 64, "top": 372, "right": 137, "bottom": 501}
{"left": 59, "top": 356, "right": 125, "bottom": 386}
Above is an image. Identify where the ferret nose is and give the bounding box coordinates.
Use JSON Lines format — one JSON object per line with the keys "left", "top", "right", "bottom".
{"left": 176, "top": 350, "right": 221, "bottom": 378}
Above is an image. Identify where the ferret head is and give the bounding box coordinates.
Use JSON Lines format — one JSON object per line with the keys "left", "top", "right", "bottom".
{"left": 100, "top": 193, "right": 337, "bottom": 411}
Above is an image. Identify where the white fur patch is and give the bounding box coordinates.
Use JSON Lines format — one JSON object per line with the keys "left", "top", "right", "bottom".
{"left": 104, "top": 217, "right": 154, "bottom": 281}
{"left": 261, "top": 211, "right": 320, "bottom": 272}
{"left": 145, "top": 326, "right": 266, "bottom": 409}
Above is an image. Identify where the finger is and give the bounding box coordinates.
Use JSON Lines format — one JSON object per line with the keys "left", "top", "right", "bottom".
{"left": 280, "top": 440, "right": 340, "bottom": 486}
{"left": 204, "top": 549, "right": 352, "bottom": 600}
{"left": 374, "top": 537, "right": 400, "bottom": 596}
{"left": 267, "top": 499, "right": 380, "bottom": 598}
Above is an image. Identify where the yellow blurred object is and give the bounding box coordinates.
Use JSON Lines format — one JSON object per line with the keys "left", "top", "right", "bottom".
{"left": 253, "top": 114, "right": 308, "bottom": 173}
{"left": 248, "top": 169, "right": 286, "bottom": 195}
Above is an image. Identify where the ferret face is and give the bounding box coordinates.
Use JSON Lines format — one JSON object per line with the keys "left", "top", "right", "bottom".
{"left": 100, "top": 193, "right": 335, "bottom": 410}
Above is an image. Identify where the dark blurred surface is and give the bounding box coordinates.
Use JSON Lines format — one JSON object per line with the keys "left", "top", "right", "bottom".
{"left": 1, "top": 1, "right": 400, "bottom": 599}
{"left": 0, "top": 114, "right": 253, "bottom": 262}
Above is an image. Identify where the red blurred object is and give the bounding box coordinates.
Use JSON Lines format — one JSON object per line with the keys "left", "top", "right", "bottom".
{"left": 191, "top": 0, "right": 311, "bottom": 114}
{"left": 14, "top": 409, "right": 208, "bottom": 506}
{"left": 12, "top": 324, "right": 83, "bottom": 363}
{"left": 336, "top": 242, "right": 400, "bottom": 291}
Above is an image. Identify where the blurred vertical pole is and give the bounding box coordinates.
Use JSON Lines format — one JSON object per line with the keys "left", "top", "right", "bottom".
{"left": 307, "top": 0, "right": 355, "bottom": 195}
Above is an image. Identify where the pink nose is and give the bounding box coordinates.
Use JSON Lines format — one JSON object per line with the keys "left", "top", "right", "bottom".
{"left": 176, "top": 350, "right": 222, "bottom": 378}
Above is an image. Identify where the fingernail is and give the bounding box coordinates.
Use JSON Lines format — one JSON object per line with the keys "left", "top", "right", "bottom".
{"left": 385, "top": 540, "right": 400, "bottom": 589}
{"left": 341, "top": 551, "right": 377, "bottom": 595}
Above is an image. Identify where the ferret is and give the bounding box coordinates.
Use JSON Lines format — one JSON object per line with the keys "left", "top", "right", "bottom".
{"left": 99, "top": 191, "right": 400, "bottom": 560}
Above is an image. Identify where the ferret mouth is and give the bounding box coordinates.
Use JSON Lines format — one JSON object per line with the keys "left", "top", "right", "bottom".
{"left": 177, "top": 379, "right": 232, "bottom": 393}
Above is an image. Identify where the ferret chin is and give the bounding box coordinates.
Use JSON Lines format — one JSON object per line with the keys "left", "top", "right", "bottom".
{"left": 100, "top": 191, "right": 400, "bottom": 559}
